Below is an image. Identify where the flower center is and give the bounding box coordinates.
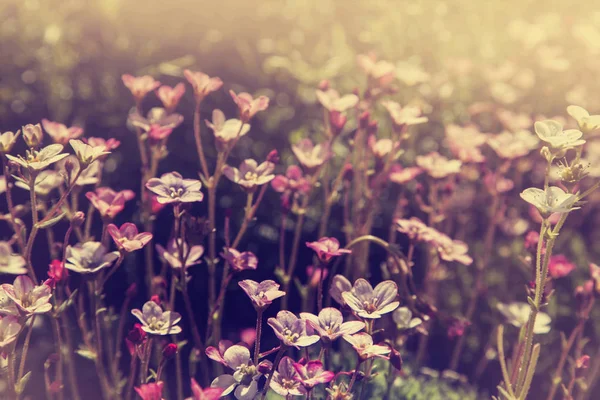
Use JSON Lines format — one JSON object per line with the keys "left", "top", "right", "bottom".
{"left": 244, "top": 171, "right": 258, "bottom": 182}
{"left": 282, "top": 378, "right": 297, "bottom": 389}
{"left": 169, "top": 187, "right": 184, "bottom": 198}
{"left": 283, "top": 328, "right": 300, "bottom": 343}
{"left": 148, "top": 316, "right": 165, "bottom": 330}
{"left": 363, "top": 299, "right": 378, "bottom": 313}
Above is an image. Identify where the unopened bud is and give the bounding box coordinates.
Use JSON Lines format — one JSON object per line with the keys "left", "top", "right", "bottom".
{"left": 389, "top": 346, "right": 403, "bottom": 371}
{"left": 71, "top": 211, "right": 85, "bottom": 227}
{"left": 266, "top": 149, "right": 279, "bottom": 164}
{"left": 23, "top": 123, "right": 43, "bottom": 148}
{"left": 150, "top": 295, "right": 161, "bottom": 305}
{"left": 162, "top": 343, "right": 178, "bottom": 360}
{"left": 257, "top": 360, "right": 273, "bottom": 375}
{"left": 127, "top": 323, "right": 147, "bottom": 344}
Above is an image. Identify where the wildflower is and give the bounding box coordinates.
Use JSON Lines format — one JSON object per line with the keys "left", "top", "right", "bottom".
{"left": 205, "top": 109, "right": 250, "bottom": 150}
{"left": 292, "top": 360, "right": 335, "bottom": 389}
{"left": 484, "top": 173, "right": 514, "bottom": 194}
{"left": 305, "top": 237, "right": 351, "bottom": 264}
{"left": 534, "top": 120, "right": 585, "bottom": 151}
{"left": 0, "top": 176, "right": 4, "bottom": 194}
{"left": 577, "top": 355, "right": 591, "bottom": 370}
{"left": 6, "top": 144, "right": 68, "bottom": 171}
{"left": 156, "top": 239, "right": 204, "bottom": 271}
{"left": 487, "top": 130, "right": 539, "bottom": 159}
{"left": 388, "top": 164, "right": 422, "bottom": 184}
{"left": 156, "top": 83, "right": 186, "bottom": 112}
{"left": 548, "top": 255, "right": 576, "bottom": 279}
{"left": 205, "top": 340, "right": 234, "bottom": 365}
{"left": 85, "top": 137, "right": 121, "bottom": 152}
{"left": 134, "top": 382, "right": 164, "bottom": 400}
{"left": 0, "top": 316, "right": 21, "bottom": 349}
{"left": 69, "top": 139, "right": 111, "bottom": 167}
{"left": 357, "top": 54, "right": 396, "bottom": 86}
{"left": 432, "top": 234, "right": 473, "bottom": 265}
{"left": 15, "top": 170, "right": 63, "bottom": 196}
{"left": 229, "top": 90, "right": 269, "bottom": 122}
{"left": 445, "top": 124, "right": 487, "bottom": 163}
{"left": 395, "top": 217, "right": 433, "bottom": 241}
{"left": 381, "top": 101, "right": 428, "bottom": 127}
{"left": 45, "top": 260, "right": 68, "bottom": 288}
{"left": 132, "top": 300, "right": 182, "bottom": 335}
{"left": 184, "top": 69, "right": 223, "bottom": 100}
{"left": 393, "top": 307, "right": 424, "bottom": 330}
{"left": 343, "top": 332, "right": 391, "bottom": 360}
{"left": 271, "top": 165, "right": 311, "bottom": 196}
{"left": 0, "top": 242, "right": 27, "bottom": 275}
{"left": 107, "top": 223, "right": 153, "bottom": 253}
{"left": 210, "top": 344, "right": 261, "bottom": 400}
{"left": 146, "top": 172, "right": 203, "bottom": 204}
{"left": 520, "top": 186, "right": 579, "bottom": 217}
{"left": 300, "top": 307, "right": 364, "bottom": 342}
{"left": 127, "top": 323, "right": 147, "bottom": 345}
{"left": 1, "top": 275, "right": 52, "bottom": 316}
{"left": 329, "top": 275, "right": 352, "bottom": 306}
{"left": 567, "top": 105, "right": 600, "bottom": 134}
{"left": 270, "top": 357, "right": 306, "bottom": 397}
{"left": 496, "top": 109, "right": 533, "bottom": 132}
{"left": 342, "top": 279, "right": 399, "bottom": 319}
{"left": 268, "top": 310, "right": 320, "bottom": 348}
{"left": 22, "top": 123, "right": 43, "bottom": 148}
{"left": 447, "top": 318, "right": 471, "bottom": 338}
{"left": 496, "top": 302, "right": 551, "bottom": 334}
{"left": 0, "top": 130, "right": 20, "bottom": 153}
{"left": 239, "top": 280, "right": 285, "bottom": 310}
{"left": 416, "top": 152, "right": 462, "bottom": 179}
{"left": 221, "top": 249, "right": 257, "bottom": 272}
{"left": 86, "top": 187, "right": 135, "bottom": 218}
{"left": 222, "top": 159, "right": 275, "bottom": 191}
{"left": 396, "top": 61, "right": 430, "bottom": 86}
{"left": 368, "top": 136, "right": 394, "bottom": 158}
{"left": 65, "top": 242, "right": 119, "bottom": 274}
{"left": 128, "top": 108, "right": 184, "bottom": 141}
{"left": 315, "top": 89, "right": 358, "bottom": 112}
{"left": 291, "top": 139, "right": 330, "bottom": 170}
{"left": 187, "top": 378, "right": 223, "bottom": 400}
{"left": 41, "top": 119, "right": 83, "bottom": 145}
{"left": 121, "top": 74, "right": 160, "bottom": 102}
{"left": 326, "top": 383, "right": 352, "bottom": 400}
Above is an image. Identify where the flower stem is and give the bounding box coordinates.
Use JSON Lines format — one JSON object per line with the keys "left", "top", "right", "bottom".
{"left": 260, "top": 347, "right": 286, "bottom": 400}
{"left": 254, "top": 309, "right": 263, "bottom": 365}
{"left": 17, "top": 315, "right": 36, "bottom": 384}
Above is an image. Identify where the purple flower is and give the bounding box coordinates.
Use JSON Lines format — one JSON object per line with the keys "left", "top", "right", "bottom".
{"left": 0, "top": 242, "right": 27, "bottom": 275}
{"left": 1, "top": 275, "right": 52, "bottom": 316}
{"left": 305, "top": 237, "right": 351, "bottom": 263}
{"left": 267, "top": 310, "right": 320, "bottom": 348}
{"left": 329, "top": 275, "right": 352, "bottom": 306}
{"left": 270, "top": 356, "right": 306, "bottom": 397}
{"left": 238, "top": 280, "right": 285, "bottom": 310}
{"left": 187, "top": 378, "right": 223, "bottom": 400}
{"left": 343, "top": 332, "right": 391, "bottom": 360}
{"left": 291, "top": 138, "right": 330, "bottom": 170}
{"left": 146, "top": 172, "right": 203, "bottom": 204}
{"left": 0, "top": 315, "right": 21, "bottom": 349}
{"left": 271, "top": 165, "right": 311, "bottom": 195}
{"left": 300, "top": 307, "right": 365, "bottom": 343}
{"left": 221, "top": 249, "right": 257, "bottom": 272}
{"left": 65, "top": 242, "right": 120, "bottom": 274}
{"left": 205, "top": 110, "right": 250, "bottom": 151}
{"left": 132, "top": 300, "right": 182, "bottom": 335}
{"left": 292, "top": 360, "right": 335, "bottom": 389}
{"left": 342, "top": 279, "right": 399, "bottom": 319}
{"left": 210, "top": 345, "right": 261, "bottom": 400}
{"left": 229, "top": 90, "right": 269, "bottom": 122}
{"left": 107, "top": 223, "right": 153, "bottom": 253}
{"left": 85, "top": 187, "right": 135, "bottom": 219}
{"left": 222, "top": 159, "right": 275, "bottom": 191}
{"left": 134, "top": 381, "right": 164, "bottom": 400}
{"left": 156, "top": 239, "right": 204, "bottom": 271}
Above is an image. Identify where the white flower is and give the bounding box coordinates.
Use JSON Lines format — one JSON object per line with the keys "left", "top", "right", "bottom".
{"left": 6, "top": 144, "right": 68, "bottom": 171}
{"left": 520, "top": 186, "right": 579, "bottom": 217}
{"left": 497, "top": 302, "right": 551, "bottom": 334}
{"left": 415, "top": 152, "right": 462, "bottom": 179}
{"left": 0, "top": 242, "right": 27, "bottom": 275}
{"left": 70, "top": 139, "right": 111, "bottom": 166}
{"left": 534, "top": 120, "right": 585, "bottom": 151}
{"left": 392, "top": 307, "right": 426, "bottom": 330}
{"left": 567, "top": 105, "right": 600, "bottom": 134}
{"left": 315, "top": 89, "right": 358, "bottom": 112}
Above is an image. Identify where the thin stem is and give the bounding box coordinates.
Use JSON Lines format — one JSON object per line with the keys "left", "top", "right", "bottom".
{"left": 17, "top": 316, "right": 36, "bottom": 383}
{"left": 497, "top": 325, "right": 517, "bottom": 399}
{"left": 51, "top": 317, "right": 64, "bottom": 400}
{"left": 260, "top": 347, "right": 286, "bottom": 400}
{"left": 254, "top": 309, "right": 263, "bottom": 365}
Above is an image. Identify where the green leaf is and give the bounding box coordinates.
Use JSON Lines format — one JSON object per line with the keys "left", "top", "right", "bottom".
{"left": 14, "top": 371, "right": 32, "bottom": 394}
{"left": 76, "top": 346, "right": 97, "bottom": 361}
{"left": 55, "top": 289, "right": 79, "bottom": 316}
{"left": 36, "top": 212, "right": 66, "bottom": 229}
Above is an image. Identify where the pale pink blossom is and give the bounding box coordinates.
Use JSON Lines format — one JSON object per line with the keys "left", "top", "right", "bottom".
{"left": 41, "top": 119, "right": 83, "bottom": 145}
{"left": 184, "top": 69, "right": 223, "bottom": 100}
{"left": 315, "top": 89, "right": 358, "bottom": 112}
{"left": 156, "top": 83, "right": 186, "bottom": 112}
{"left": 222, "top": 159, "right": 275, "bottom": 191}
{"left": 388, "top": 164, "right": 422, "bottom": 184}
{"left": 122, "top": 74, "right": 160, "bottom": 102}
{"left": 343, "top": 332, "right": 391, "bottom": 360}
{"left": 86, "top": 187, "right": 135, "bottom": 218}
{"left": 306, "top": 237, "right": 351, "bottom": 263}
{"left": 445, "top": 124, "right": 487, "bottom": 163}
{"left": 487, "top": 130, "right": 539, "bottom": 159}
{"left": 416, "top": 152, "right": 462, "bottom": 179}
{"left": 291, "top": 139, "right": 330, "bottom": 170}
{"left": 107, "top": 223, "right": 153, "bottom": 253}
{"left": 381, "top": 101, "right": 428, "bottom": 126}
{"left": 229, "top": 90, "right": 269, "bottom": 122}
{"left": 548, "top": 255, "right": 576, "bottom": 279}
{"left": 356, "top": 54, "right": 396, "bottom": 87}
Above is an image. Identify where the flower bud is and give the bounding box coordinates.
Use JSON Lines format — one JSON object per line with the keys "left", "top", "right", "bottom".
{"left": 576, "top": 355, "right": 590, "bottom": 370}
{"left": 127, "top": 323, "right": 147, "bottom": 344}
{"left": 162, "top": 343, "right": 178, "bottom": 360}
{"left": 71, "top": 211, "right": 85, "bottom": 227}
{"left": 150, "top": 295, "right": 161, "bottom": 305}
{"left": 23, "top": 123, "right": 43, "bottom": 148}
{"left": 389, "top": 346, "right": 403, "bottom": 371}
{"left": 329, "top": 111, "right": 347, "bottom": 136}
{"left": 257, "top": 360, "right": 273, "bottom": 375}
{"left": 318, "top": 80, "right": 330, "bottom": 91}
{"left": 266, "top": 149, "right": 279, "bottom": 164}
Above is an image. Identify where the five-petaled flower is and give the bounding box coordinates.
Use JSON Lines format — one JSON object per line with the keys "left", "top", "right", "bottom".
{"left": 357, "top": 54, "right": 396, "bottom": 87}
{"left": 205, "top": 109, "right": 251, "bottom": 151}
{"left": 534, "top": 120, "right": 585, "bottom": 151}
{"left": 300, "top": 307, "right": 364, "bottom": 343}
{"left": 416, "top": 152, "right": 462, "bottom": 179}
{"left": 107, "top": 223, "right": 153, "bottom": 253}
{"left": 65, "top": 242, "right": 120, "bottom": 274}
{"left": 86, "top": 187, "right": 135, "bottom": 219}
{"left": 134, "top": 381, "right": 164, "bottom": 400}
{"left": 184, "top": 69, "right": 223, "bottom": 100}
{"left": 432, "top": 234, "right": 473, "bottom": 265}
{"left": 520, "top": 186, "right": 579, "bottom": 217}
{"left": 271, "top": 165, "right": 311, "bottom": 196}
{"left": 70, "top": 139, "right": 111, "bottom": 166}
{"left": 315, "top": 89, "right": 358, "bottom": 113}
{"left": 128, "top": 107, "right": 184, "bottom": 141}
{"left": 567, "top": 105, "right": 600, "bottom": 134}
{"left": 267, "top": 310, "right": 320, "bottom": 348}
{"left": 221, "top": 248, "right": 257, "bottom": 272}
{"left": 291, "top": 139, "right": 330, "bottom": 171}
{"left": 0, "top": 242, "right": 27, "bottom": 275}
{"left": 223, "top": 159, "right": 275, "bottom": 192}
{"left": 292, "top": 359, "right": 335, "bottom": 390}
{"left": 270, "top": 356, "right": 306, "bottom": 397}
{"left": 156, "top": 83, "right": 186, "bottom": 112}
{"left": 1, "top": 275, "right": 53, "bottom": 317}
{"left": 132, "top": 300, "right": 182, "bottom": 335}
{"left": 342, "top": 279, "right": 399, "bottom": 319}
{"left": 305, "top": 237, "right": 351, "bottom": 264}
{"left": 6, "top": 144, "right": 68, "bottom": 171}
{"left": 229, "top": 90, "right": 269, "bottom": 122}
{"left": 210, "top": 344, "right": 262, "bottom": 400}
{"left": 122, "top": 74, "right": 160, "bottom": 102}
{"left": 156, "top": 239, "right": 204, "bottom": 271}
{"left": 487, "top": 130, "right": 539, "bottom": 159}
{"left": 41, "top": 119, "right": 83, "bottom": 145}
{"left": 146, "top": 172, "right": 204, "bottom": 204}
{"left": 343, "top": 332, "right": 391, "bottom": 360}
{"left": 381, "top": 101, "right": 428, "bottom": 127}
{"left": 0, "top": 130, "right": 20, "bottom": 153}
{"left": 239, "top": 279, "right": 285, "bottom": 310}
{"left": 548, "top": 254, "right": 576, "bottom": 279}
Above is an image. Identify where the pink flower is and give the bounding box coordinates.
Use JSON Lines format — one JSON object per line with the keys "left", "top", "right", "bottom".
{"left": 487, "top": 130, "right": 539, "bottom": 159}
{"left": 85, "top": 188, "right": 135, "bottom": 219}
{"left": 388, "top": 164, "right": 422, "bottom": 184}
{"left": 205, "top": 340, "right": 234, "bottom": 365}
{"left": 223, "top": 159, "right": 275, "bottom": 191}
{"left": 122, "top": 74, "right": 160, "bottom": 102}
{"left": 329, "top": 275, "right": 352, "bottom": 306}
{"left": 128, "top": 108, "right": 183, "bottom": 142}
{"left": 306, "top": 237, "right": 351, "bottom": 263}
{"left": 187, "top": 378, "right": 223, "bottom": 400}
{"left": 445, "top": 124, "right": 487, "bottom": 163}
{"left": 229, "top": 90, "right": 269, "bottom": 122}
{"left": 240, "top": 328, "right": 256, "bottom": 347}
{"left": 306, "top": 265, "right": 328, "bottom": 288}
{"left": 416, "top": 152, "right": 462, "bottom": 179}
{"left": 85, "top": 137, "right": 121, "bottom": 151}
{"left": 271, "top": 165, "right": 311, "bottom": 195}
{"left": 300, "top": 307, "right": 364, "bottom": 342}
{"left": 431, "top": 234, "right": 473, "bottom": 265}
{"left": 1, "top": 275, "right": 53, "bottom": 316}
{"left": 342, "top": 279, "right": 399, "bottom": 319}
{"left": 107, "top": 223, "right": 153, "bottom": 253}
{"left": 291, "top": 139, "right": 330, "bottom": 171}
{"left": 395, "top": 217, "right": 432, "bottom": 241}
{"left": 270, "top": 357, "right": 306, "bottom": 397}
{"left": 292, "top": 360, "right": 335, "bottom": 389}
{"left": 156, "top": 83, "right": 185, "bottom": 112}
{"left": 548, "top": 255, "right": 576, "bottom": 279}
{"left": 484, "top": 173, "right": 514, "bottom": 194}
{"left": 315, "top": 89, "right": 358, "bottom": 112}
{"left": 41, "top": 119, "right": 83, "bottom": 145}
{"left": 156, "top": 239, "right": 204, "bottom": 271}
{"left": 183, "top": 69, "right": 223, "bottom": 100}
{"left": 221, "top": 248, "right": 258, "bottom": 272}
{"left": 343, "top": 332, "right": 391, "bottom": 360}
{"left": 268, "top": 311, "right": 320, "bottom": 348}
{"left": 134, "top": 382, "right": 164, "bottom": 400}
{"left": 524, "top": 230, "right": 541, "bottom": 251}
{"left": 45, "top": 260, "right": 68, "bottom": 288}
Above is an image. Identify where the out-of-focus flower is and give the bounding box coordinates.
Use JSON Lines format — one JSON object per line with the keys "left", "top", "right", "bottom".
{"left": 70, "top": 139, "right": 111, "bottom": 166}
{"left": 520, "top": 186, "right": 579, "bottom": 217}
{"left": 205, "top": 340, "right": 234, "bottom": 365}
{"left": 6, "top": 144, "right": 68, "bottom": 171}
{"left": 305, "top": 237, "right": 351, "bottom": 263}
{"left": 326, "top": 383, "right": 352, "bottom": 400}
{"left": 329, "top": 275, "right": 352, "bottom": 306}
{"left": 85, "top": 137, "right": 121, "bottom": 152}
{"left": 500, "top": 215, "right": 529, "bottom": 237}
{"left": 1, "top": 275, "right": 52, "bottom": 316}
{"left": 45, "top": 260, "right": 68, "bottom": 288}
{"left": 221, "top": 249, "right": 257, "bottom": 272}
{"left": 393, "top": 307, "right": 424, "bottom": 330}
{"left": 0, "top": 316, "right": 21, "bottom": 349}
{"left": 315, "top": 89, "right": 358, "bottom": 112}
{"left": 187, "top": 378, "right": 223, "bottom": 400}
{"left": 222, "top": 159, "right": 275, "bottom": 191}
{"left": 0, "top": 242, "right": 27, "bottom": 275}
{"left": 240, "top": 328, "right": 256, "bottom": 347}
{"left": 496, "top": 109, "right": 533, "bottom": 132}
{"left": 65, "top": 242, "right": 119, "bottom": 274}
{"left": 122, "top": 74, "right": 160, "bottom": 102}
{"left": 368, "top": 136, "right": 394, "bottom": 158}
{"left": 162, "top": 343, "right": 178, "bottom": 360}
{"left": 15, "top": 170, "right": 63, "bottom": 196}
{"left": 156, "top": 239, "right": 204, "bottom": 271}
{"left": 86, "top": 187, "right": 135, "bottom": 218}
{"left": 184, "top": 70, "right": 223, "bottom": 100}
{"left": 396, "top": 61, "right": 430, "bottom": 86}
{"left": 381, "top": 101, "right": 428, "bottom": 127}
{"left": 343, "top": 332, "right": 391, "bottom": 360}
{"left": 156, "top": 83, "right": 186, "bottom": 112}
{"left": 534, "top": 120, "right": 585, "bottom": 151}
{"left": 291, "top": 139, "right": 330, "bottom": 171}
{"left": 268, "top": 310, "right": 320, "bottom": 348}
{"left": 567, "top": 105, "right": 600, "bottom": 134}
{"left": 445, "top": 124, "right": 487, "bottom": 163}
{"left": 270, "top": 356, "right": 306, "bottom": 397}
{"left": 205, "top": 110, "right": 250, "bottom": 151}
{"left": 292, "top": 360, "right": 335, "bottom": 389}
{"left": 300, "top": 307, "right": 364, "bottom": 342}
{"left": 447, "top": 318, "right": 471, "bottom": 338}
{"left": 41, "top": 119, "right": 83, "bottom": 145}
{"left": 484, "top": 173, "right": 514, "bottom": 194}
{"left": 229, "top": 90, "right": 269, "bottom": 122}
{"left": 0, "top": 130, "right": 20, "bottom": 153}
{"left": 577, "top": 355, "right": 591, "bottom": 370}
{"left": 132, "top": 300, "right": 182, "bottom": 335}
{"left": 107, "top": 223, "right": 153, "bottom": 253}
{"left": 22, "top": 123, "right": 43, "bottom": 148}
{"left": 548, "top": 255, "right": 576, "bottom": 279}
{"left": 395, "top": 217, "right": 433, "bottom": 242}
{"left": 416, "top": 152, "right": 462, "bottom": 179}
{"left": 134, "top": 381, "right": 164, "bottom": 400}
{"left": 487, "top": 130, "right": 539, "bottom": 159}
{"left": 342, "top": 279, "right": 399, "bottom": 319}
{"left": 239, "top": 280, "right": 285, "bottom": 310}
{"left": 357, "top": 54, "right": 396, "bottom": 87}
{"left": 271, "top": 166, "right": 311, "bottom": 196}
{"left": 497, "top": 302, "right": 551, "bottom": 334}
{"left": 0, "top": 176, "right": 4, "bottom": 194}
{"left": 128, "top": 108, "right": 184, "bottom": 141}
{"left": 210, "top": 344, "right": 261, "bottom": 400}
{"left": 388, "top": 164, "right": 422, "bottom": 184}
{"left": 432, "top": 234, "right": 473, "bottom": 265}
{"left": 146, "top": 172, "right": 203, "bottom": 204}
